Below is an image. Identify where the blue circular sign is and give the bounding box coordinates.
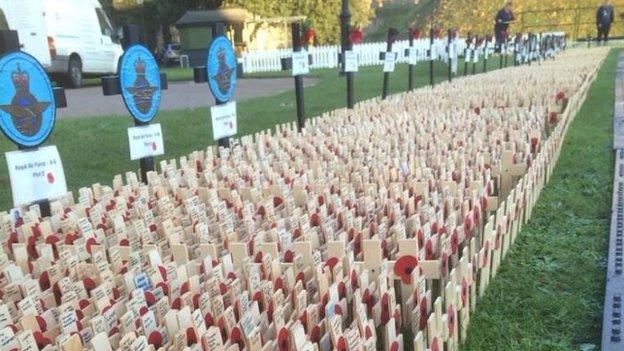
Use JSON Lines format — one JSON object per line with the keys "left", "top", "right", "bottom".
{"left": 207, "top": 36, "right": 237, "bottom": 102}
{"left": 119, "top": 45, "right": 161, "bottom": 123}
{"left": 0, "top": 52, "right": 55, "bottom": 147}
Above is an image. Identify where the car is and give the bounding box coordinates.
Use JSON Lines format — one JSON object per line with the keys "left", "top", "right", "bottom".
{"left": 162, "top": 43, "right": 181, "bottom": 67}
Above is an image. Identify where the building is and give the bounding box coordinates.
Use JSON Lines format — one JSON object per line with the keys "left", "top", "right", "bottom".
{"left": 175, "top": 7, "right": 305, "bottom": 66}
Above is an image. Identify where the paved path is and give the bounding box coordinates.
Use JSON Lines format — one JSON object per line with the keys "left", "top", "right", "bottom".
{"left": 58, "top": 77, "right": 318, "bottom": 118}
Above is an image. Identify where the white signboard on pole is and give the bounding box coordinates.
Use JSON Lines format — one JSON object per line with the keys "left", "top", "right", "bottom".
{"left": 344, "top": 50, "right": 358, "bottom": 72}
{"left": 211, "top": 101, "right": 238, "bottom": 140}
{"left": 383, "top": 52, "right": 396, "bottom": 72}
{"left": 127, "top": 123, "right": 165, "bottom": 160}
{"left": 408, "top": 47, "right": 418, "bottom": 65}
{"left": 6, "top": 146, "right": 67, "bottom": 207}
{"left": 292, "top": 50, "right": 310, "bottom": 76}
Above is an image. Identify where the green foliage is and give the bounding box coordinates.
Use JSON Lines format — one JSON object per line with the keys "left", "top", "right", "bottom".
{"left": 433, "top": 0, "right": 624, "bottom": 38}
{"left": 224, "top": 0, "right": 372, "bottom": 44}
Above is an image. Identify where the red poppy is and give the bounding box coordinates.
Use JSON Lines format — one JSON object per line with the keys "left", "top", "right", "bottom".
{"left": 390, "top": 341, "right": 400, "bottom": 351}
{"left": 482, "top": 241, "right": 491, "bottom": 268}
{"left": 394, "top": 255, "right": 418, "bottom": 284}
{"left": 555, "top": 91, "right": 566, "bottom": 103}
{"left": 409, "top": 27, "right": 421, "bottom": 40}
{"left": 450, "top": 230, "right": 459, "bottom": 254}
{"left": 349, "top": 27, "right": 363, "bottom": 45}
{"left": 549, "top": 112, "right": 558, "bottom": 124}
{"left": 325, "top": 256, "right": 339, "bottom": 271}
{"left": 147, "top": 330, "right": 163, "bottom": 348}
{"left": 431, "top": 336, "right": 440, "bottom": 351}
{"left": 440, "top": 252, "right": 448, "bottom": 278}
{"left": 461, "top": 278, "right": 469, "bottom": 307}
{"left": 447, "top": 305, "right": 456, "bottom": 336}
{"left": 277, "top": 327, "right": 289, "bottom": 351}
{"left": 304, "top": 28, "right": 315, "bottom": 46}
{"left": 424, "top": 239, "right": 434, "bottom": 260}
{"left": 336, "top": 337, "right": 348, "bottom": 351}
{"left": 419, "top": 296, "right": 428, "bottom": 330}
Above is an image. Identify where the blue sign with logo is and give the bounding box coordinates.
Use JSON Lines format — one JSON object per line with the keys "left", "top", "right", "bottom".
{"left": 207, "top": 36, "right": 237, "bottom": 102}
{"left": 119, "top": 45, "right": 161, "bottom": 123}
{"left": 0, "top": 52, "right": 55, "bottom": 147}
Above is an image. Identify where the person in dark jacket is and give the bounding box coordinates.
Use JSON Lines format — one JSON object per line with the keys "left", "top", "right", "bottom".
{"left": 494, "top": 1, "right": 515, "bottom": 53}
{"left": 597, "top": 0, "right": 614, "bottom": 45}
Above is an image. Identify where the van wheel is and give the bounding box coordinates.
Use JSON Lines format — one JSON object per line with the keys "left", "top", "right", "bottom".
{"left": 63, "top": 56, "right": 83, "bottom": 89}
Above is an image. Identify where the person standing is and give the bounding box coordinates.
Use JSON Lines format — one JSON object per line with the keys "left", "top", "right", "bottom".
{"left": 494, "top": 1, "right": 515, "bottom": 53}
{"left": 597, "top": 0, "right": 614, "bottom": 45}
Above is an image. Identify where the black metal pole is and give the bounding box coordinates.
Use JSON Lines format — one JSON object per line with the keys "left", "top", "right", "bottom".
{"left": 463, "top": 34, "right": 470, "bottom": 76}
{"left": 340, "top": 0, "right": 354, "bottom": 109}
{"left": 483, "top": 38, "right": 488, "bottom": 73}
{"left": 292, "top": 22, "right": 306, "bottom": 131}
{"left": 381, "top": 28, "right": 395, "bottom": 100}
{"left": 447, "top": 29, "right": 452, "bottom": 82}
{"left": 408, "top": 34, "right": 415, "bottom": 91}
{"left": 504, "top": 39, "right": 509, "bottom": 67}
{"left": 472, "top": 36, "right": 478, "bottom": 74}
{"left": 429, "top": 28, "right": 435, "bottom": 86}
{"left": 499, "top": 38, "right": 504, "bottom": 69}
{"left": 212, "top": 23, "right": 231, "bottom": 148}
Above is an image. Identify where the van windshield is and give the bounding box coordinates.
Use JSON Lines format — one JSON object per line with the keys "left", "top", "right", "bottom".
{"left": 95, "top": 7, "right": 113, "bottom": 37}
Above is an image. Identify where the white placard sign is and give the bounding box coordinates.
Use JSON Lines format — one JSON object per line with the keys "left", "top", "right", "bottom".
{"left": 472, "top": 49, "right": 479, "bottom": 63}
{"left": 127, "top": 123, "right": 165, "bottom": 161}
{"left": 292, "top": 50, "right": 310, "bottom": 76}
{"left": 5, "top": 146, "right": 67, "bottom": 207}
{"left": 383, "top": 52, "right": 396, "bottom": 72}
{"left": 344, "top": 50, "right": 358, "bottom": 72}
{"left": 408, "top": 47, "right": 418, "bottom": 65}
{"left": 210, "top": 101, "right": 237, "bottom": 140}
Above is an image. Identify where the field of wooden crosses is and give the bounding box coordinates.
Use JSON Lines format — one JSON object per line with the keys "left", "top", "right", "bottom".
{"left": 0, "top": 47, "right": 610, "bottom": 351}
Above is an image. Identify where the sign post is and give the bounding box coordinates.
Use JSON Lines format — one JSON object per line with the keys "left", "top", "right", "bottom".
{"left": 472, "top": 35, "right": 480, "bottom": 75}
{"left": 101, "top": 24, "right": 168, "bottom": 183}
{"left": 447, "top": 29, "right": 453, "bottom": 82}
{"left": 463, "top": 33, "right": 472, "bottom": 76}
{"left": 292, "top": 22, "right": 307, "bottom": 131}
{"left": 193, "top": 23, "right": 238, "bottom": 149}
{"left": 340, "top": 0, "right": 355, "bottom": 109}
{"left": 381, "top": 28, "right": 398, "bottom": 100}
{"left": 483, "top": 35, "right": 490, "bottom": 73}
{"left": 0, "top": 30, "right": 68, "bottom": 217}
{"left": 429, "top": 28, "right": 435, "bottom": 86}
{"left": 407, "top": 27, "right": 421, "bottom": 91}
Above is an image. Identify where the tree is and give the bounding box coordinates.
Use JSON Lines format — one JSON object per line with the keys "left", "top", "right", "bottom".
{"left": 224, "top": 0, "right": 372, "bottom": 45}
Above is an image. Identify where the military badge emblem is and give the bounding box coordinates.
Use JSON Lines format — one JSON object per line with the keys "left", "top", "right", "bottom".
{"left": 119, "top": 45, "right": 161, "bottom": 123}
{"left": 0, "top": 52, "right": 55, "bottom": 147}
{"left": 207, "top": 36, "right": 237, "bottom": 102}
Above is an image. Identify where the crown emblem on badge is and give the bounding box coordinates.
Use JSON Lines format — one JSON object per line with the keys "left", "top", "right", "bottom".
{"left": 11, "top": 65, "right": 29, "bottom": 91}
{"left": 0, "top": 63, "right": 51, "bottom": 137}
{"left": 135, "top": 57, "right": 146, "bottom": 74}
{"left": 126, "top": 55, "right": 158, "bottom": 114}
{"left": 212, "top": 47, "right": 235, "bottom": 97}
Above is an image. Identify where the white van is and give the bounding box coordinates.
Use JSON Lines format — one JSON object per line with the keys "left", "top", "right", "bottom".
{"left": 0, "top": 0, "right": 124, "bottom": 88}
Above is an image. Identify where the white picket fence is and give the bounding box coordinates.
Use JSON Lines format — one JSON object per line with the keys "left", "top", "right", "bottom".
{"left": 239, "top": 31, "right": 565, "bottom": 74}
{"left": 239, "top": 38, "right": 470, "bottom": 74}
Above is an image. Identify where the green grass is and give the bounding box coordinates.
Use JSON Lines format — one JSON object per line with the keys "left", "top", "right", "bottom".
{"left": 0, "top": 57, "right": 502, "bottom": 209}
{"left": 463, "top": 50, "right": 617, "bottom": 350}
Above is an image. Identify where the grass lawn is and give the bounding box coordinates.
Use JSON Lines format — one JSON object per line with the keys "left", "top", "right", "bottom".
{"left": 0, "top": 57, "right": 505, "bottom": 209}
{"left": 463, "top": 50, "right": 617, "bottom": 350}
